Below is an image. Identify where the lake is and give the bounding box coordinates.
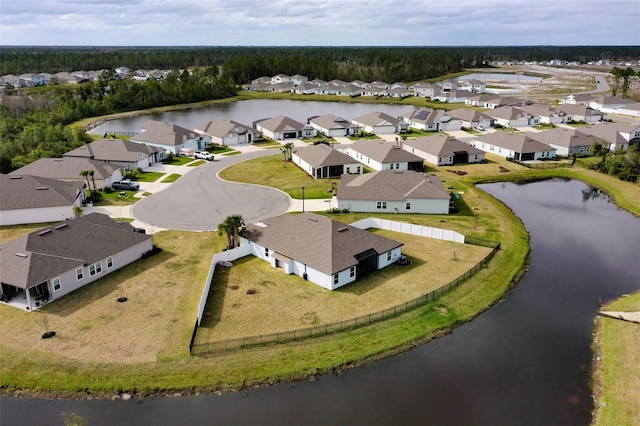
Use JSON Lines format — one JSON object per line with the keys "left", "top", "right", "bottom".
{"left": 2, "top": 178, "right": 639, "bottom": 425}
{"left": 88, "top": 99, "right": 418, "bottom": 135}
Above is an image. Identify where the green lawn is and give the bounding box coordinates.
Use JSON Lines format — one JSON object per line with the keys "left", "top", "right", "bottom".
{"left": 134, "top": 171, "right": 165, "bottom": 182}
{"left": 219, "top": 154, "right": 336, "bottom": 199}
{"left": 161, "top": 173, "right": 181, "bottom": 183}
{"left": 162, "top": 156, "right": 194, "bottom": 166}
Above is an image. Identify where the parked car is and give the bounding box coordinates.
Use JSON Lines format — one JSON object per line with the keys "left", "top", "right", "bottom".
{"left": 112, "top": 179, "right": 140, "bottom": 191}
{"left": 194, "top": 151, "right": 215, "bottom": 161}
{"left": 474, "top": 125, "right": 485, "bottom": 131}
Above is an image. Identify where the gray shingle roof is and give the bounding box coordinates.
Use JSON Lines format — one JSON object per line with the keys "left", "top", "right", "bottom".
{"left": 526, "top": 128, "right": 602, "bottom": 148}
{"left": 253, "top": 116, "right": 311, "bottom": 132}
{"left": 195, "top": 118, "right": 256, "bottom": 138}
{"left": 242, "top": 212, "right": 402, "bottom": 275}
{"left": 64, "top": 138, "right": 163, "bottom": 163}
{"left": 0, "top": 175, "right": 83, "bottom": 211}
{"left": 8, "top": 157, "right": 120, "bottom": 181}
{"left": 292, "top": 145, "right": 356, "bottom": 168}
{"left": 352, "top": 111, "right": 400, "bottom": 127}
{"left": 477, "top": 132, "right": 555, "bottom": 153}
{"left": 403, "top": 135, "right": 484, "bottom": 157}
{"left": 0, "top": 213, "right": 151, "bottom": 289}
{"left": 349, "top": 140, "right": 425, "bottom": 164}
{"left": 338, "top": 170, "right": 449, "bottom": 202}
{"left": 131, "top": 121, "right": 198, "bottom": 147}
{"left": 309, "top": 114, "right": 358, "bottom": 131}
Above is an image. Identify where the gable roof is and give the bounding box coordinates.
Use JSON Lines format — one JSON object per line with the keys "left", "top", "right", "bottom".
{"left": 579, "top": 122, "right": 640, "bottom": 144}
{"left": 526, "top": 128, "right": 603, "bottom": 148}
{"left": 0, "top": 213, "right": 151, "bottom": 289}
{"left": 446, "top": 108, "right": 493, "bottom": 123}
{"left": 253, "top": 116, "right": 311, "bottom": 132}
{"left": 338, "top": 170, "right": 449, "bottom": 202}
{"left": 403, "top": 135, "right": 484, "bottom": 157}
{"left": 195, "top": 118, "right": 256, "bottom": 138}
{"left": 476, "top": 132, "right": 555, "bottom": 154}
{"left": 9, "top": 157, "right": 120, "bottom": 181}
{"left": 131, "top": 121, "right": 199, "bottom": 147}
{"left": 0, "top": 175, "right": 83, "bottom": 211}
{"left": 242, "top": 212, "right": 402, "bottom": 275}
{"left": 486, "top": 106, "right": 533, "bottom": 121}
{"left": 349, "top": 140, "right": 424, "bottom": 164}
{"left": 292, "top": 144, "right": 356, "bottom": 168}
{"left": 309, "top": 114, "right": 359, "bottom": 131}
{"left": 64, "top": 138, "right": 163, "bottom": 163}
{"left": 556, "top": 104, "right": 602, "bottom": 117}
{"left": 352, "top": 111, "right": 401, "bottom": 127}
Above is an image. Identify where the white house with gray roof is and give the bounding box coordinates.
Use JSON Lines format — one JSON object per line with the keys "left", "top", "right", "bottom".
{"left": 241, "top": 212, "right": 403, "bottom": 290}
{"left": 526, "top": 128, "right": 602, "bottom": 157}
{"left": 292, "top": 144, "right": 363, "bottom": 178}
{"left": 194, "top": 118, "right": 261, "bottom": 145}
{"left": 351, "top": 111, "right": 408, "bottom": 134}
{"left": 400, "top": 108, "right": 462, "bottom": 132}
{"left": 447, "top": 108, "right": 494, "bottom": 130}
{"left": 9, "top": 157, "right": 123, "bottom": 189}
{"left": 308, "top": 114, "right": 361, "bottom": 137}
{"left": 64, "top": 138, "right": 164, "bottom": 170}
{"left": 578, "top": 122, "right": 640, "bottom": 151}
{"left": 0, "top": 213, "right": 152, "bottom": 311}
{"left": 485, "top": 106, "right": 540, "bottom": 128}
{"left": 130, "top": 120, "right": 205, "bottom": 155}
{"left": 346, "top": 140, "right": 425, "bottom": 171}
{"left": 0, "top": 175, "right": 86, "bottom": 226}
{"left": 402, "top": 135, "right": 485, "bottom": 166}
{"left": 253, "top": 116, "right": 316, "bottom": 140}
{"left": 470, "top": 132, "right": 556, "bottom": 161}
{"left": 337, "top": 170, "right": 450, "bottom": 214}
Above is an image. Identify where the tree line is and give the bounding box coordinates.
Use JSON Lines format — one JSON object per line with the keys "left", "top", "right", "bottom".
{"left": 590, "top": 143, "right": 640, "bottom": 183}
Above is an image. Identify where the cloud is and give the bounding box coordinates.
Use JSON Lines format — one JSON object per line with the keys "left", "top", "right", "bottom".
{"left": 1, "top": 0, "right": 639, "bottom": 46}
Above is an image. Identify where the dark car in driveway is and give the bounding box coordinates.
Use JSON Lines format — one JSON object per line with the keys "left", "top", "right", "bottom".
{"left": 112, "top": 179, "right": 140, "bottom": 191}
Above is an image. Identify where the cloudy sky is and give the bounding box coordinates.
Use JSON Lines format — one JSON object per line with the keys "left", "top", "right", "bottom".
{"left": 1, "top": 0, "right": 639, "bottom": 46}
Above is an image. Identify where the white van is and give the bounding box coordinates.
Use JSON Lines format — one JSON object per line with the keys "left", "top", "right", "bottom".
{"left": 179, "top": 148, "right": 195, "bottom": 157}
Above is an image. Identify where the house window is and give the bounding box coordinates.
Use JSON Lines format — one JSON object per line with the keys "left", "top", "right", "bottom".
{"left": 406, "top": 202, "right": 411, "bottom": 210}
{"left": 106, "top": 256, "right": 113, "bottom": 269}
{"left": 395, "top": 163, "right": 399, "bottom": 169}
{"left": 376, "top": 201, "right": 387, "bottom": 209}
{"left": 265, "top": 247, "right": 269, "bottom": 257}
{"left": 89, "top": 261, "right": 102, "bottom": 277}
{"left": 52, "top": 277, "right": 61, "bottom": 292}
{"left": 333, "top": 274, "right": 339, "bottom": 285}
{"left": 349, "top": 267, "right": 355, "bottom": 278}
{"left": 389, "top": 163, "right": 394, "bottom": 170}
{"left": 387, "top": 251, "right": 392, "bottom": 261}
{"left": 76, "top": 268, "right": 84, "bottom": 281}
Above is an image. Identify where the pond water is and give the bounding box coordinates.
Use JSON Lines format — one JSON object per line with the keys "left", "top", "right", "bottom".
{"left": 2, "top": 178, "right": 639, "bottom": 425}
{"left": 454, "top": 72, "right": 543, "bottom": 82}
{"left": 88, "top": 99, "right": 417, "bottom": 135}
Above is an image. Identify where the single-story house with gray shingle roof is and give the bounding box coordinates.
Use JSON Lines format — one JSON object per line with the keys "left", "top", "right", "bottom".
{"left": 526, "top": 128, "right": 603, "bottom": 157}
{"left": 400, "top": 108, "right": 462, "bottom": 132}
{"left": 64, "top": 138, "right": 165, "bottom": 170}
{"left": 610, "top": 102, "right": 640, "bottom": 118}
{"left": 555, "top": 104, "right": 603, "bottom": 123}
{"left": 469, "top": 132, "right": 556, "bottom": 161}
{"left": 253, "top": 116, "right": 317, "bottom": 140}
{"left": 336, "top": 84, "right": 363, "bottom": 97}
{"left": 351, "top": 111, "right": 409, "bottom": 134}
{"left": 292, "top": 144, "right": 363, "bottom": 178}
{"left": 362, "top": 87, "right": 387, "bottom": 97}
{"left": 386, "top": 87, "right": 411, "bottom": 98}
{"left": 269, "top": 82, "right": 294, "bottom": 93}
{"left": 409, "top": 82, "right": 440, "bottom": 98}
{"left": 588, "top": 95, "right": 635, "bottom": 113}
{"left": 308, "top": 114, "right": 361, "bottom": 137}
{"left": 433, "top": 90, "right": 474, "bottom": 103}
{"left": 560, "top": 93, "right": 595, "bottom": 105}
{"left": 578, "top": 122, "right": 640, "bottom": 151}
{"left": 194, "top": 118, "right": 261, "bottom": 145}
{"left": 130, "top": 120, "right": 205, "bottom": 155}
{"left": 337, "top": 170, "right": 450, "bottom": 214}
{"left": 446, "top": 108, "right": 494, "bottom": 130}
{"left": 241, "top": 212, "right": 403, "bottom": 290}
{"left": 346, "top": 139, "right": 424, "bottom": 171}
{"left": 485, "top": 106, "right": 540, "bottom": 128}
{"left": 0, "top": 213, "right": 153, "bottom": 311}
{"left": 0, "top": 175, "right": 86, "bottom": 226}
{"left": 402, "top": 135, "right": 485, "bottom": 166}
{"left": 292, "top": 82, "right": 317, "bottom": 95}
{"left": 519, "top": 104, "right": 565, "bottom": 125}
{"left": 9, "top": 157, "right": 123, "bottom": 189}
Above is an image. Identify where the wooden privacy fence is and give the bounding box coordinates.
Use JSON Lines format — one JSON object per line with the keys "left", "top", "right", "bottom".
{"left": 190, "top": 240, "right": 500, "bottom": 356}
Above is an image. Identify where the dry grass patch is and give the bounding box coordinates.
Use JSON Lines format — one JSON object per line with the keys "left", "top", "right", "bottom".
{"left": 197, "top": 230, "right": 492, "bottom": 341}
{"left": 0, "top": 230, "right": 221, "bottom": 364}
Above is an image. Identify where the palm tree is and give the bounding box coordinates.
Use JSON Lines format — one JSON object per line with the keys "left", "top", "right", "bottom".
{"left": 283, "top": 142, "right": 294, "bottom": 161}
{"left": 217, "top": 214, "right": 246, "bottom": 249}
{"left": 79, "top": 170, "right": 91, "bottom": 191}
{"left": 217, "top": 220, "right": 234, "bottom": 250}
{"left": 88, "top": 169, "right": 96, "bottom": 191}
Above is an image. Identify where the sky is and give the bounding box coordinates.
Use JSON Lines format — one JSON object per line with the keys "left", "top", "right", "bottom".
{"left": 1, "top": 0, "right": 639, "bottom": 46}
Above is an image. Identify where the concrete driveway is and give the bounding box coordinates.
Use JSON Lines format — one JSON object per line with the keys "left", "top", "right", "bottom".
{"left": 131, "top": 150, "right": 292, "bottom": 231}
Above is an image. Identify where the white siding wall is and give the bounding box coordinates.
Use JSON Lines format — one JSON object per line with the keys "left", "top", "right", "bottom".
{"left": 0, "top": 205, "right": 77, "bottom": 226}
{"left": 338, "top": 198, "right": 449, "bottom": 214}
{"left": 292, "top": 154, "right": 314, "bottom": 177}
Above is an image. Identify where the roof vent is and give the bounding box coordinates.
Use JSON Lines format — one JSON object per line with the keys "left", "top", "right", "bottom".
{"left": 15, "top": 252, "right": 29, "bottom": 258}
{"left": 55, "top": 223, "right": 69, "bottom": 230}
{"left": 37, "top": 186, "right": 49, "bottom": 190}
{"left": 38, "top": 229, "right": 52, "bottom": 236}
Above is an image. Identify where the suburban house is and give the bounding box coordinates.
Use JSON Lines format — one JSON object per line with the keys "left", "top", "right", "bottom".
{"left": 362, "top": 87, "right": 387, "bottom": 97}
{"left": 292, "top": 82, "right": 317, "bottom": 95}
{"left": 241, "top": 212, "right": 404, "bottom": 290}
{"left": 0, "top": 175, "right": 86, "bottom": 226}
{"left": 579, "top": 122, "right": 640, "bottom": 151}
{"left": 351, "top": 111, "right": 409, "bottom": 134}
{"left": 527, "top": 128, "right": 602, "bottom": 157}
{"left": 556, "top": 104, "right": 604, "bottom": 123}
{"left": 63, "top": 138, "right": 165, "bottom": 170}
{"left": 409, "top": 82, "right": 440, "bottom": 98}
{"left": 485, "top": 106, "right": 540, "bottom": 128}
{"left": 269, "top": 82, "right": 294, "bottom": 93}
{"left": 9, "top": 157, "right": 123, "bottom": 189}
{"left": 129, "top": 121, "right": 206, "bottom": 155}
{"left": 608, "top": 102, "right": 640, "bottom": 118}
{"left": 446, "top": 108, "right": 494, "bottom": 130}
{"left": 457, "top": 79, "right": 486, "bottom": 93}
{"left": 402, "top": 135, "right": 486, "bottom": 166}
{"left": 337, "top": 170, "right": 450, "bottom": 214}
{"left": 291, "top": 144, "right": 363, "bottom": 178}
{"left": 386, "top": 86, "right": 411, "bottom": 98}
{"left": 346, "top": 140, "right": 425, "bottom": 171}
{"left": 253, "top": 116, "right": 317, "bottom": 140}
{"left": 336, "top": 85, "right": 364, "bottom": 97}
{"left": 194, "top": 118, "right": 261, "bottom": 145}
{"left": 308, "top": 114, "right": 362, "bottom": 137}
{"left": 588, "top": 95, "right": 635, "bottom": 113}
{"left": 519, "top": 104, "right": 566, "bottom": 125}
{"left": 470, "top": 132, "right": 557, "bottom": 161}
{"left": 560, "top": 93, "right": 595, "bottom": 105}
{"left": 400, "top": 108, "right": 462, "bottom": 132}
{"left": 433, "top": 90, "right": 474, "bottom": 103}
{"left": 0, "top": 213, "right": 153, "bottom": 312}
